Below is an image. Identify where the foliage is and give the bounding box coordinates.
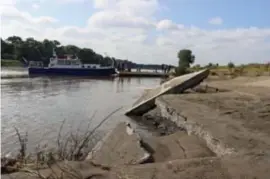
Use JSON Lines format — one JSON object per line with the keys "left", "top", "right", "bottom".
{"left": 1, "top": 59, "right": 24, "bottom": 67}
{"left": 192, "top": 64, "right": 201, "bottom": 71}
{"left": 176, "top": 49, "right": 195, "bottom": 76}
{"left": 227, "top": 62, "right": 235, "bottom": 69}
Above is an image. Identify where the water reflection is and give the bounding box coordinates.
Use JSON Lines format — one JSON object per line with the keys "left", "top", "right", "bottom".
{"left": 1, "top": 75, "right": 161, "bottom": 154}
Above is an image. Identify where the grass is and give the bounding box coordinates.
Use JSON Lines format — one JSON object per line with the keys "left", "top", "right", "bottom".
{"left": 1, "top": 59, "right": 24, "bottom": 67}
{"left": 189, "top": 63, "right": 270, "bottom": 77}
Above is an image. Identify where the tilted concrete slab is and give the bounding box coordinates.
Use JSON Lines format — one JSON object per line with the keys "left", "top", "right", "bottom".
{"left": 125, "top": 69, "right": 210, "bottom": 116}
{"left": 87, "top": 122, "right": 151, "bottom": 166}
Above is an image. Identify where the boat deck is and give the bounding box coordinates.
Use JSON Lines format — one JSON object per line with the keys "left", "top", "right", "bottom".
{"left": 118, "top": 71, "right": 168, "bottom": 77}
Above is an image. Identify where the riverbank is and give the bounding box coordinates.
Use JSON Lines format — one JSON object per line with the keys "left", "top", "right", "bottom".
{"left": 1, "top": 59, "right": 24, "bottom": 67}
{"left": 2, "top": 75, "right": 270, "bottom": 178}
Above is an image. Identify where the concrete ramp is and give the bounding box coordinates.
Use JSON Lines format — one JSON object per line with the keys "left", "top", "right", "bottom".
{"left": 125, "top": 69, "right": 210, "bottom": 116}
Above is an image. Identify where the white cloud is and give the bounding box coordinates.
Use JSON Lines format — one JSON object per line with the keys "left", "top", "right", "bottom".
{"left": 87, "top": 10, "right": 154, "bottom": 29}
{"left": 0, "top": 0, "right": 16, "bottom": 6}
{"left": 93, "top": 0, "right": 111, "bottom": 9}
{"left": 32, "top": 3, "right": 40, "bottom": 10}
{"left": 156, "top": 19, "right": 183, "bottom": 31}
{"left": 208, "top": 17, "right": 223, "bottom": 25}
{"left": 1, "top": 5, "right": 58, "bottom": 25}
{"left": 56, "top": 0, "right": 85, "bottom": 4}
{"left": 1, "top": 1, "right": 270, "bottom": 66}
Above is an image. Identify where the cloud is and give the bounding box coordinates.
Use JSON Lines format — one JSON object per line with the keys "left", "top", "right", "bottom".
{"left": 55, "top": 0, "right": 85, "bottom": 4}
{"left": 1, "top": 5, "right": 58, "bottom": 25}
{"left": 87, "top": 10, "right": 154, "bottom": 29}
{"left": 0, "top": 0, "right": 16, "bottom": 6}
{"left": 32, "top": 3, "right": 40, "bottom": 10}
{"left": 156, "top": 19, "right": 183, "bottom": 31}
{"left": 1, "top": 1, "right": 270, "bottom": 66}
{"left": 93, "top": 0, "right": 111, "bottom": 9}
{"left": 208, "top": 17, "right": 223, "bottom": 25}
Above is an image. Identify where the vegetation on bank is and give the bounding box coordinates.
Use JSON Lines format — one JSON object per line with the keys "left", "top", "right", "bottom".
{"left": 175, "top": 48, "right": 270, "bottom": 76}
{"left": 2, "top": 108, "right": 121, "bottom": 176}
{"left": 1, "top": 59, "right": 24, "bottom": 67}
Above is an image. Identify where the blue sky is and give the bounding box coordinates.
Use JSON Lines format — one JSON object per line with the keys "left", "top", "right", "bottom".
{"left": 2, "top": 0, "right": 270, "bottom": 65}
{"left": 15, "top": 0, "right": 270, "bottom": 28}
{"left": 159, "top": 0, "right": 270, "bottom": 28}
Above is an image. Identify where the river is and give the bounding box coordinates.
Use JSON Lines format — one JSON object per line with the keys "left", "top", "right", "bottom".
{"left": 1, "top": 68, "right": 161, "bottom": 156}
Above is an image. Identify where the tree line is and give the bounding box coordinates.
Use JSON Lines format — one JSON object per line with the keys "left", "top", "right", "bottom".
{"left": 1, "top": 36, "right": 172, "bottom": 70}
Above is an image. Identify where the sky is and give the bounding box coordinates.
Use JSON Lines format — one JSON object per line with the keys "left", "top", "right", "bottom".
{"left": 1, "top": 0, "right": 270, "bottom": 65}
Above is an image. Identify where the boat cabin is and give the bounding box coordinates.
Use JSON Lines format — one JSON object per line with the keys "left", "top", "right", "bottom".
{"left": 28, "top": 49, "right": 107, "bottom": 69}
{"left": 48, "top": 54, "right": 101, "bottom": 69}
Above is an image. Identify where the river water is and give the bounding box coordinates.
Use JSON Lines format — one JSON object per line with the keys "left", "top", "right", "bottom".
{"left": 1, "top": 68, "right": 161, "bottom": 156}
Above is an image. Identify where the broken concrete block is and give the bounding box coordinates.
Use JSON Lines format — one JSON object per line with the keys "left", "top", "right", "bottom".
{"left": 87, "top": 122, "right": 151, "bottom": 166}
{"left": 143, "top": 131, "right": 215, "bottom": 162}
{"left": 112, "top": 157, "right": 231, "bottom": 179}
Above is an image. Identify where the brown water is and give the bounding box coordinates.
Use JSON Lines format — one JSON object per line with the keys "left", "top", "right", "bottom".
{"left": 1, "top": 70, "right": 161, "bottom": 156}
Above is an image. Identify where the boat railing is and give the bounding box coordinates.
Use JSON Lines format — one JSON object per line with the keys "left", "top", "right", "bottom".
{"left": 28, "top": 61, "right": 44, "bottom": 68}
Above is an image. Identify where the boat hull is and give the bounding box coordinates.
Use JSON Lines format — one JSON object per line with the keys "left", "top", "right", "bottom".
{"left": 28, "top": 67, "right": 117, "bottom": 77}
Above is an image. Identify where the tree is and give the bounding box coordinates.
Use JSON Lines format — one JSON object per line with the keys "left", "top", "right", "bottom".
{"left": 6, "top": 36, "right": 23, "bottom": 45}
{"left": 65, "top": 45, "right": 80, "bottom": 54}
{"left": 78, "top": 48, "right": 97, "bottom": 64}
{"left": 1, "top": 38, "right": 14, "bottom": 59}
{"left": 176, "top": 49, "right": 195, "bottom": 75}
{"left": 193, "top": 64, "right": 201, "bottom": 71}
{"left": 206, "top": 63, "right": 213, "bottom": 68}
{"left": 228, "top": 62, "right": 235, "bottom": 73}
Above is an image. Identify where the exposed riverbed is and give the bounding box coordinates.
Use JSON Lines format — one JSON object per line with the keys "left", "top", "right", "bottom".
{"left": 1, "top": 69, "right": 162, "bottom": 155}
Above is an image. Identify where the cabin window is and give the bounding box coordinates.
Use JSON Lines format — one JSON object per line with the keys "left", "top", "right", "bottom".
{"left": 72, "top": 61, "right": 79, "bottom": 65}
{"left": 66, "top": 61, "right": 71, "bottom": 65}
{"left": 58, "top": 60, "right": 64, "bottom": 65}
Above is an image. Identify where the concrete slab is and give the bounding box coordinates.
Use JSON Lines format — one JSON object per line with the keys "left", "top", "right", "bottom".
{"left": 87, "top": 122, "right": 151, "bottom": 166}
{"left": 111, "top": 157, "right": 231, "bottom": 179}
{"left": 111, "top": 155, "right": 270, "bottom": 179}
{"left": 125, "top": 69, "right": 210, "bottom": 116}
{"left": 143, "top": 131, "right": 215, "bottom": 162}
{"left": 156, "top": 92, "right": 270, "bottom": 158}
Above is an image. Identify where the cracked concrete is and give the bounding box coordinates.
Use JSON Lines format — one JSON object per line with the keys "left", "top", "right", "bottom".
{"left": 143, "top": 131, "right": 215, "bottom": 162}
{"left": 154, "top": 76, "right": 270, "bottom": 178}
{"left": 87, "top": 122, "right": 151, "bottom": 166}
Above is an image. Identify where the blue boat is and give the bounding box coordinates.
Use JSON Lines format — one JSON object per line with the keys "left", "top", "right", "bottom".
{"left": 28, "top": 49, "right": 118, "bottom": 77}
